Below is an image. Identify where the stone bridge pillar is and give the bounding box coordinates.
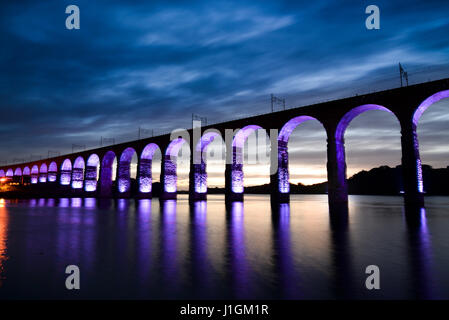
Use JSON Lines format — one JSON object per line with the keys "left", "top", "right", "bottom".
{"left": 84, "top": 165, "right": 98, "bottom": 193}
{"left": 189, "top": 160, "right": 207, "bottom": 201}
{"left": 326, "top": 133, "right": 349, "bottom": 212}
{"left": 270, "top": 139, "right": 289, "bottom": 203}
{"left": 160, "top": 154, "right": 177, "bottom": 200}
{"left": 400, "top": 120, "right": 425, "bottom": 208}
{"left": 117, "top": 161, "right": 131, "bottom": 198}
{"left": 98, "top": 161, "right": 114, "bottom": 198}
{"left": 138, "top": 158, "right": 152, "bottom": 198}
{"left": 225, "top": 144, "right": 244, "bottom": 202}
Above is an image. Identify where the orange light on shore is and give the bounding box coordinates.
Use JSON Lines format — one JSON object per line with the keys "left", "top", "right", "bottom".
{"left": 0, "top": 178, "right": 6, "bottom": 183}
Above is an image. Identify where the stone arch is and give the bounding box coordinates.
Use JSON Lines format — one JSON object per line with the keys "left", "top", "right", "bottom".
{"left": 60, "top": 159, "right": 72, "bottom": 185}
{"left": 139, "top": 143, "right": 161, "bottom": 194}
{"left": 14, "top": 167, "right": 22, "bottom": 176}
{"left": 100, "top": 151, "right": 116, "bottom": 197}
{"left": 0, "top": 170, "right": 4, "bottom": 178}
{"left": 39, "top": 163, "right": 48, "bottom": 183}
{"left": 6, "top": 168, "right": 13, "bottom": 177}
{"left": 193, "top": 130, "right": 223, "bottom": 194}
{"left": 231, "top": 124, "right": 264, "bottom": 194}
{"left": 31, "top": 165, "right": 38, "bottom": 184}
{"left": 72, "top": 156, "right": 85, "bottom": 189}
{"left": 164, "top": 138, "right": 189, "bottom": 193}
{"left": 48, "top": 161, "right": 58, "bottom": 182}
{"left": 413, "top": 90, "right": 449, "bottom": 126}
{"left": 277, "top": 116, "right": 325, "bottom": 194}
{"left": 118, "top": 147, "right": 137, "bottom": 195}
{"left": 330, "top": 104, "right": 400, "bottom": 204}
{"left": 85, "top": 154, "right": 100, "bottom": 192}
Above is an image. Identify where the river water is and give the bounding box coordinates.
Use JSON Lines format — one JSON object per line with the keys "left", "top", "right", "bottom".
{"left": 0, "top": 194, "right": 448, "bottom": 300}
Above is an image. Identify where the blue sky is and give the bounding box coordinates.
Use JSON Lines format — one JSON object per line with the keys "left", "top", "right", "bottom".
{"left": 1, "top": 0, "right": 449, "bottom": 186}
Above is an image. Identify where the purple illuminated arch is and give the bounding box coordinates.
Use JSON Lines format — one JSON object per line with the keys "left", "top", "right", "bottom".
{"left": 336, "top": 104, "right": 396, "bottom": 141}
{"left": 14, "top": 167, "right": 22, "bottom": 176}
{"left": 100, "top": 151, "right": 116, "bottom": 197}
{"left": 60, "top": 159, "right": 72, "bottom": 185}
{"left": 72, "top": 156, "right": 85, "bottom": 189}
{"left": 413, "top": 90, "right": 449, "bottom": 126}
{"left": 334, "top": 104, "right": 398, "bottom": 196}
{"left": 85, "top": 154, "right": 100, "bottom": 192}
{"left": 6, "top": 169, "right": 13, "bottom": 177}
{"left": 39, "top": 163, "right": 48, "bottom": 183}
{"left": 118, "top": 147, "right": 137, "bottom": 194}
{"left": 194, "top": 131, "right": 222, "bottom": 193}
{"left": 23, "top": 167, "right": 30, "bottom": 175}
{"left": 231, "top": 125, "right": 262, "bottom": 193}
{"left": 278, "top": 116, "right": 323, "bottom": 193}
{"left": 31, "top": 165, "right": 38, "bottom": 184}
{"left": 139, "top": 143, "right": 160, "bottom": 193}
{"left": 0, "top": 170, "right": 4, "bottom": 177}
{"left": 48, "top": 161, "right": 57, "bottom": 182}
{"left": 164, "top": 138, "right": 188, "bottom": 193}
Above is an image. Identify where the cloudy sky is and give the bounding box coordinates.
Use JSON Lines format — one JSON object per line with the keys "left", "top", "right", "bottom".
{"left": 1, "top": 0, "right": 449, "bottom": 188}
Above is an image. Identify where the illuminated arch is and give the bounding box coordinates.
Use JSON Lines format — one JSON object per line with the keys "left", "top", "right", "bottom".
{"left": 413, "top": 90, "right": 449, "bottom": 126}
{"left": 0, "top": 170, "right": 4, "bottom": 178}
{"left": 72, "top": 156, "right": 85, "bottom": 189}
{"left": 39, "top": 163, "right": 48, "bottom": 183}
{"left": 277, "top": 116, "right": 324, "bottom": 193}
{"left": 139, "top": 143, "right": 160, "bottom": 193}
{"left": 333, "top": 104, "right": 400, "bottom": 196}
{"left": 85, "top": 154, "right": 100, "bottom": 192}
{"left": 164, "top": 138, "right": 189, "bottom": 193}
{"left": 48, "top": 161, "right": 58, "bottom": 182}
{"left": 100, "top": 151, "right": 116, "bottom": 197}
{"left": 31, "top": 165, "right": 39, "bottom": 184}
{"left": 193, "top": 131, "right": 223, "bottom": 194}
{"left": 14, "top": 167, "right": 22, "bottom": 176}
{"left": 23, "top": 167, "right": 30, "bottom": 175}
{"left": 60, "top": 159, "right": 72, "bottom": 185}
{"left": 118, "top": 147, "right": 137, "bottom": 194}
{"left": 6, "top": 169, "right": 13, "bottom": 177}
{"left": 231, "top": 125, "right": 263, "bottom": 193}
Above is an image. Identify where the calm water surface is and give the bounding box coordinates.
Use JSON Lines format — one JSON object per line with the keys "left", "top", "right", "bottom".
{"left": 0, "top": 194, "right": 449, "bottom": 300}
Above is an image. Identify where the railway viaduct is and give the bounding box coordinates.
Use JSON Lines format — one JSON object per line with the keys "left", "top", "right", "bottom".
{"left": 1, "top": 78, "right": 448, "bottom": 212}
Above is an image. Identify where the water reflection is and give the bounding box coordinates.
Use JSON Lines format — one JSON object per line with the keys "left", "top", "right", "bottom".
{"left": 0, "top": 195, "right": 447, "bottom": 299}
{"left": 159, "top": 200, "right": 179, "bottom": 295}
{"left": 0, "top": 202, "right": 8, "bottom": 287}
{"left": 226, "top": 201, "right": 251, "bottom": 299}
{"left": 404, "top": 206, "right": 435, "bottom": 299}
{"left": 328, "top": 210, "right": 354, "bottom": 299}
{"left": 271, "top": 203, "right": 301, "bottom": 299}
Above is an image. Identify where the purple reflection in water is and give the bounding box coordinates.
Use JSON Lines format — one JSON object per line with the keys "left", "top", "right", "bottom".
{"left": 190, "top": 201, "right": 210, "bottom": 294}
{"left": 71, "top": 198, "right": 82, "bottom": 208}
{"left": 84, "top": 198, "right": 96, "bottom": 209}
{"left": 227, "top": 201, "right": 251, "bottom": 298}
{"left": 58, "top": 198, "right": 70, "bottom": 207}
{"left": 160, "top": 200, "right": 179, "bottom": 291}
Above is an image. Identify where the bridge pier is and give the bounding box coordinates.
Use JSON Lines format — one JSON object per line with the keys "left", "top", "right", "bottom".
{"left": 270, "top": 139, "right": 290, "bottom": 203}
{"left": 189, "top": 161, "right": 207, "bottom": 202}
{"left": 137, "top": 158, "right": 152, "bottom": 199}
{"left": 326, "top": 134, "right": 349, "bottom": 213}
{"left": 400, "top": 120, "right": 425, "bottom": 208}
{"left": 225, "top": 163, "right": 243, "bottom": 202}
{"left": 160, "top": 154, "right": 177, "bottom": 200}
{"left": 84, "top": 165, "right": 97, "bottom": 193}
